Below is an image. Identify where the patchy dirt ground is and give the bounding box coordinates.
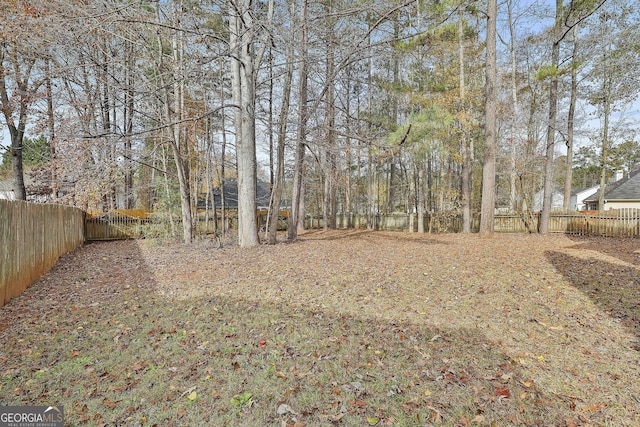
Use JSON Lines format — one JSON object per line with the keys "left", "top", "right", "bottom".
{"left": 1, "top": 230, "right": 639, "bottom": 426}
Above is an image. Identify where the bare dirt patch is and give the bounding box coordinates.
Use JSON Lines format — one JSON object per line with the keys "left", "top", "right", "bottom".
{"left": 1, "top": 230, "right": 639, "bottom": 426}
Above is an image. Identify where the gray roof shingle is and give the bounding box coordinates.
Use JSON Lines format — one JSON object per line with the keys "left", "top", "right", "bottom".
{"left": 584, "top": 168, "right": 640, "bottom": 202}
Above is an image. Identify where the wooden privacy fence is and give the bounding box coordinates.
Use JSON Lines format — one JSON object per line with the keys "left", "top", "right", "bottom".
{"left": 0, "top": 200, "right": 85, "bottom": 307}
{"left": 489, "top": 209, "right": 640, "bottom": 236}
{"left": 84, "top": 208, "right": 640, "bottom": 240}
{"left": 84, "top": 209, "right": 241, "bottom": 240}
{"left": 324, "top": 210, "right": 640, "bottom": 236}
{"left": 85, "top": 210, "right": 152, "bottom": 240}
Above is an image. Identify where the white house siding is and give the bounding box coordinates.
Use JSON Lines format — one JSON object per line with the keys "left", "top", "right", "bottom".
{"left": 604, "top": 201, "right": 640, "bottom": 210}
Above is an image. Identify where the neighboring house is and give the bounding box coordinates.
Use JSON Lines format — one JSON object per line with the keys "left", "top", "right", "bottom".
{"left": 198, "top": 178, "right": 272, "bottom": 210}
{"left": 0, "top": 180, "right": 15, "bottom": 200}
{"left": 584, "top": 168, "right": 640, "bottom": 210}
{"left": 0, "top": 178, "right": 52, "bottom": 202}
{"left": 570, "top": 185, "right": 599, "bottom": 211}
{"left": 1, "top": 168, "right": 72, "bottom": 203}
{"left": 533, "top": 188, "right": 564, "bottom": 211}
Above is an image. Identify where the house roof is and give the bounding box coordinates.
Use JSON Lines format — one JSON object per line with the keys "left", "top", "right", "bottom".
{"left": 571, "top": 185, "right": 599, "bottom": 197}
{"left": 584, "top": 168, "right": 640, "bottom": 202}
{"left": 201, "top": 178, "right": 272, "bottom": 209}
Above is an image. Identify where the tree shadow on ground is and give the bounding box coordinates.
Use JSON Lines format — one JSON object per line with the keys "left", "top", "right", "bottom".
{"left": 546, "top": 248, "right": 640, "bottom": 351}
{"left": 563, "top": 234, "right": 640, "bottom": 266}
{"left": 0, "top": 240, "right": 579, "bottom": 426}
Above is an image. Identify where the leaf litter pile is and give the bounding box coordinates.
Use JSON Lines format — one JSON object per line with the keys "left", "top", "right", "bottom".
{"left": 1, "top": 230, "right": 639, "bottom": 426}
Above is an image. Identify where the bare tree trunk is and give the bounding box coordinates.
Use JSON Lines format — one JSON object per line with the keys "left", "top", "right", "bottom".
{"left": 218, "top": 64, "right": 227, "bottom": 234}
{"left": 323, "top": 172, "right": 329, "bottom": 231}
{"left": 152, "top": 2, "right": 193, "bottom": 243}
{"left": 100, "top": 44, "right": 116, "bottom": 210}
{"left": 598, "top": 76, "right": 611, "bottom": 212}
{"left": 564, "top": 26, "right": 578, "bottom": 211}
{"left": 426, "top": 152, "right": 433, "bottom": 213}
{"left": 172, "top": 5, "right": 193, "bottom": 243}
{"left": 540, "top": 0, "right": 563, "bottom": 234}
{"left": 229, "top": 0, "right": 260, "bottom": 247}
{"left": 298, "top": 175, "right": 305, "bottom": 231}
{"left": 268, "top": 47, "right": 274, "bottom": 195}
{"left": 266, "top": 0, "right": 295, "bottom": 245}
{"left": 161, "top": 144, "right": 177, "bottom": 237}
{"left": 124, "top": 40, "right": 135, "bottom": 209}
{"left": 7, "top": 125, "right": 27, "bottom": 200}
{"left": 507, "top": 0, "right": 518, "bottom": 212}
{"left": 459, "top": 16, "right": 471, "bottom": 233}
{"left": 479, "top": 0, "right": 497, "bottom": 237}
{"left": 289, "top": 0, "right": 308, "bottom": 241}
{"left": 417, "top": 157, "right": 425, "bottom": 233}
{"left": 205, "top": 115, "right": 216, "bottom": 234}
{"left": 367, "top": 146, "right": 374, "bottom": 229}
{"left": 45, "top": 59, "right": 58, "bottom": 201}
{"left": 366, "top": 26, "right": 374, "bottom": 230}
{"left": 326, "top": 39, "right": 337, "bottom": 230}
{"left": 597, "top": 16, "right": 615, "bottom": 213}
{"left": 388, "top": 19, "right": 400, "bottom": 214}
{"left": 345, "top": 66, "right": 353, "bottom": 217}
{"left": 408, "top": 158, "right": 416, "bottom": 232}
{"left": 0, "top": 43, "right": 34, "bottom": 201}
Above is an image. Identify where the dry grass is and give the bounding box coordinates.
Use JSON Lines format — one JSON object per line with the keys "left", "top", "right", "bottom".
{"left": 1, "top": 230, "right": 639, "bottom": 426}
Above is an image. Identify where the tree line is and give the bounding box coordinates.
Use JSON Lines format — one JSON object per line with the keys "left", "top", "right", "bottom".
{"left": 1, "top": 0, "right": 638, "bottom": 245}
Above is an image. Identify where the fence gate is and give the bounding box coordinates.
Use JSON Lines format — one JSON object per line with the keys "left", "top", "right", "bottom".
{"left": 85, "top": 210, "right": 151, "bottom": 241}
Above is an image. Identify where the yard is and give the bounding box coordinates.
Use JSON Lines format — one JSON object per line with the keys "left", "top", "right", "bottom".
{"left": 1, "top": 231, "right": 639, "bottom": 426}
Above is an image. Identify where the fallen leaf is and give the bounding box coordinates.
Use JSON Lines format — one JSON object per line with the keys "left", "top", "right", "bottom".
{"left": 351, "top": 399, "right": 368, "bottom": 409}
{"left": 585, "top": 403, "right": 606, "bottom": 412}
{"left": 103, "top": 398, "right": 116, "bottom": 409}
{"left": 495, "top": 388, "right": 511, "bottom": 398}
{"left": 566, "top": 418, "right": 578, "bottom": 427}
{"left": 186, "top": 391, "right": 198, "bottom": 401}
{"left": 367, "top": 416, "right": 380, "bottom": 425}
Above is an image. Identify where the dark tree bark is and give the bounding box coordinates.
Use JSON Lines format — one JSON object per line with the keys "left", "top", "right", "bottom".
{"left": 539, "top": 0, "right": 563, "bottom": 234}
{"left": 288, "top": 0, "right": 308, "bottom": 241}
{"left": 479, "top": 0, "right": 497, "bottom": 237}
